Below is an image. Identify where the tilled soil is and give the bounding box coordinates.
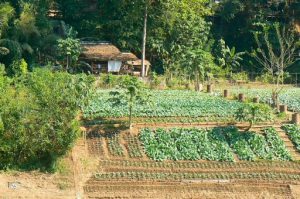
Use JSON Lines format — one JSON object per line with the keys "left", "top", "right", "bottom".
{"left": 84, "top": 181, "right": 293, "bottom": 199}
{"left": 83, "top": 125, "right": 300, "bottom": 199}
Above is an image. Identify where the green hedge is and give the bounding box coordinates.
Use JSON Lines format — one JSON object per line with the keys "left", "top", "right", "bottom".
{"left": 0, "top": 67, "right": 94, "bottom": 170}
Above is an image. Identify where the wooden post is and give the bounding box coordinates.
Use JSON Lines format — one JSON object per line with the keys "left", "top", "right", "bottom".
{"left": 207, "top": 84, "right": 213, "bottom": 93}
{"left": 224, "top": 89, "right": 229, "bottom": 98}
{"left": 292, "top": 113, "right": 299, "bottom": 125}
{"left": 238, "top": 93, "right": 245, "bottom": 102}
{"left": 253, "top": 97, "right": 259, "bottom": 103}
{"left": 279, "top": 105, "right": 288, "bottom": 113}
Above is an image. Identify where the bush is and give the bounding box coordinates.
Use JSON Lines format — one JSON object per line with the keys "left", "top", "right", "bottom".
{"left": 0, "top": 68, "right": 94, "bottom": 170}
{"left": 10, "top": 59, "right": 28, "bottom": 76}
{"left": 0, "top": 39, "right": 22, "bottom": 66}
{"left": 149, "top": 72, "right": 164, "bottom": 89}
{"left": 232, "top": 72, "right": 249, "bottom": 82}
{"left": 235, "top": 103, "right": 274, "bottom": 131}
{"left": 235, "top": 103, "right": 274, "bottom": 123}
{"left": 255, "top": 73, "right": 274, "bottom": 84}
{"left": 98, "top": 73, "right": 121, "bottom": 88}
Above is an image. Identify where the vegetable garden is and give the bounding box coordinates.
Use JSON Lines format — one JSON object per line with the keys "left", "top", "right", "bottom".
{"left": 83, "top": 90, "right": 245, "bottom": 121}
{"left": 82, "top": 88, "right": 300, "bottom": 198}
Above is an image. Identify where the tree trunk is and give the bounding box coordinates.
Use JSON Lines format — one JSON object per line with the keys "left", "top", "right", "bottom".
{"left": 141, "top": 4, "right": 148, "bottom": 77}
{"left": 245, "top": 120, "right": 253, "bottom": 132}
{"left": 129, "top": 104, "right": 133, "bottom": 128}
{"left": 66, "top": 55, "right": 69, "bottom": 71}
{"left": 195, "top": 70, "right": 200, "bottom": 92}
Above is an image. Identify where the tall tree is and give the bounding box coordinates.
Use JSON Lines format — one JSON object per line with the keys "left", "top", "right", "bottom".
{"left": 0, "top": 3, "right": 14, "bottom": 57}
{"left": 253, "top": 24, "right": 298, "bottom": 85}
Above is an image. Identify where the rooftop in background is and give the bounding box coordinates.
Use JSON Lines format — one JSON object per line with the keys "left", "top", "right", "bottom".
{"left": 80, "top": 42, "right": 138, "bottom": 61}
{"left": 127, "top": 59, "right": 151, "bottom": 66}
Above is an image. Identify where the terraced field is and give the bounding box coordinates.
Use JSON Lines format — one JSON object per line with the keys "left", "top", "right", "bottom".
{"left": 84, "top": 123, "right": 300, "bottom": 198}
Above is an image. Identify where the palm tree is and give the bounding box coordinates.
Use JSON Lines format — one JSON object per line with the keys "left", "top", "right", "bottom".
{"left": 224, "top": 46, "right": 245, "bottom": 76}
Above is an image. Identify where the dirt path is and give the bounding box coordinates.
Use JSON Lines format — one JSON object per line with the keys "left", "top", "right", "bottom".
{"left": 275, "top": 128, "right": 300, "bottom": 161}
{"left": 71, "top": 138, "right": 100, "bottom": 199}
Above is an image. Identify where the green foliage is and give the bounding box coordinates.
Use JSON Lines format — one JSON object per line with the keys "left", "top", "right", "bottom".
{"left": 109, "top": 76, "right": 149, "bottom": 126}
{"left": 235, "top": 103, "right": 274, "bottom": 129}
{"left": 140, "top": 127, "right": 234, "bottom": 162}
{"left": 224, "top": 127, "right": 277, "bottom": 161}
{"left": 255, "top": 73, "right": 274, "bottom": 84}
{"left": 246, "top": 133, "right": 270, "bottom": 159}
{"left": 10, "top": 58, "right": 28, "bottom": 76}
{"left": 217, "top": 88, "right": 300, "bottom": 113}
{"left": 0, "top": 2, "right": 15, "bottom": 37}
{"left": 15, "top": 3, "right": 40, "bottom": 40}
{"left": 0, "top": 69, "right": 94, "bottom": 170}
{"left": 264, "top": 127, "right": 292, "bottom": 161}
{"left": 231, "top": 72, "right": 249, "bottom": 82}
{"left": 140, "top": 126, "right": 293, "bottom": 162}
{"left": 224, "top": 126, "right": 256, "bottom": 161}
{"left": 84, "top": 89, "right": 245, "bottom": 120}
{"left": 124, "top": 134, "right": 143, "bottom": 158}
{"left": 0, "top": 39, "right": 22, "bottom": 66}
{"left": 57, "top": 37, "right": 82, "bottom": 70}
{"left": 216, "top": 39, "right": 245, "bottom": 74}
{"left": 107, "top": 133, "right": 124, "bottom": 157}
{"left": 183, "top": 48, "right": 216, "bottom": 90}
{"left": 1, "top": 0, "right": 299, "bottom": 74}
{"left": 149, "top": 72, "right": 163, "bottom": 89}
{"left": 282, "top": 125, "right": 300, "bottom": 152}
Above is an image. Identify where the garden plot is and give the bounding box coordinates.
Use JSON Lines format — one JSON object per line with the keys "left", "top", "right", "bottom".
{"left": 139, "top": 127, "right": 292, "bottom": 162}
{"left": 84, "top": 124, "right": 300, "bottom": 198}
{"left": 83, "top": 89, "right": 245, "bottom": 121}
{"left": 86, "top": 125, "right": 300, "bottom": 162}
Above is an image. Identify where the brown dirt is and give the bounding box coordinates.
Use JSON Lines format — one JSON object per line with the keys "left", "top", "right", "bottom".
{"left": 0, "top": 138, "right": 99, "bottom": 199}
{"left": 0, "top": 156, "right": 75, "bottom": 199}
{"left": 84, "top": 181, "right": 293, "bottom": 199}
{"left": 290, "top": 185, "right": 300, "bottom": 198}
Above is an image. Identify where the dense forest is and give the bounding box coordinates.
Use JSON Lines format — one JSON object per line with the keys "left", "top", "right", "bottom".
{"left": 0, "top": 0, "right": 299, "bottom": 78}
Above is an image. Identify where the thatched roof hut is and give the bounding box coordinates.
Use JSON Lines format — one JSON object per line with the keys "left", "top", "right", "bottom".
{"left": 80, "top": 42, "right": 138, "bottom": 61}
{"left": 80, "top": 42, "right": 122, "bottom": 61}
{"left": 79, "top": 41, "right": 151, "bottom": 76}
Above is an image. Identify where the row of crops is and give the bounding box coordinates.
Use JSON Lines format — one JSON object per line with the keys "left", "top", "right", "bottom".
{"left": 283, "top": 124, "right": 300, "bottom": 152}
{"left": 139, "top": 127, "right": 292, "bottom": 162}
{"left": 98, "top": 159, "right": 300, "bottom": 170}
{"left": 83, "top": 90, "right": 245, "bottom": 119}
{"left": 94, "top": 171, "right": 300, "bottom": 182}
{"left": 215, "top": 88, "right": 300, "bottom": 112}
